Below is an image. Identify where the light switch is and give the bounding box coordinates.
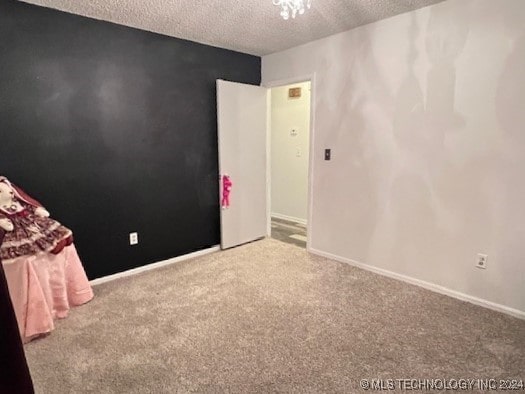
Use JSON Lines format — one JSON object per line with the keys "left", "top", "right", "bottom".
{"left": 325, "top": 149, "right": 331, "bottom": 161}
{"left": 296, "top": 147, "right": 302, "bottom": 157}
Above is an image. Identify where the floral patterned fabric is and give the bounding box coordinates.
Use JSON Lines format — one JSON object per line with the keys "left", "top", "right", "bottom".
{"left": 0, "top": 205, "right": 73, "bottom": 262}
{"left": 0, "top": 177, "right": 73, "bottom": 262}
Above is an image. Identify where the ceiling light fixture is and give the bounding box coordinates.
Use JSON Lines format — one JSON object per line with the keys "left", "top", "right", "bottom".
{"left": 273, "top": 0, "right": 312, "bottom": 20}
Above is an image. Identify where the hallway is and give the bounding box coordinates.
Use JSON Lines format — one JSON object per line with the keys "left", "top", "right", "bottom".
{"left": 271, "top": 217, "right": 306, "bottom": 248}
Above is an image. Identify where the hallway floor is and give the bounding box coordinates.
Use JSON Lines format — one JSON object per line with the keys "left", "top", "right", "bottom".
{"left": 270, "top": 217, "right": 307, "bottom": 248}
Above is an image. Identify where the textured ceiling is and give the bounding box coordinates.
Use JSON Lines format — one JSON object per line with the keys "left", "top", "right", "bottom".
{"left": 20, "top": 0, "right": 445, "bottom": 56}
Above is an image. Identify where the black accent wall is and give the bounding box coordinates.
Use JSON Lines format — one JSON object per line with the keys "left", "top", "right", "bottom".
{"left": 0, "top": 0, "right": 261, "bottom": 279}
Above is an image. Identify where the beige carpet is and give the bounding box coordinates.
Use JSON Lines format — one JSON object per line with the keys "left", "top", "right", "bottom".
{"left": 25, "top": 239, "right": 525, "bottom": 393}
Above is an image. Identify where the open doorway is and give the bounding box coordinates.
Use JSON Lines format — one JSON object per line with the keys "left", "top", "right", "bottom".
{"left": 269, "top": 81, "right": 311, "bottom": 248}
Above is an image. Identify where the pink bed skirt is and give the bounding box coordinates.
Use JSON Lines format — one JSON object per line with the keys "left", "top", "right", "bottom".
{"left": 2, "top": 244, "right": 94, "bottom": 343}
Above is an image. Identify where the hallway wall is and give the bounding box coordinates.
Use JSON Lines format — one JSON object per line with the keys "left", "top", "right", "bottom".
{"left": 271, "top": 82, "right": 311, "bottom": 224}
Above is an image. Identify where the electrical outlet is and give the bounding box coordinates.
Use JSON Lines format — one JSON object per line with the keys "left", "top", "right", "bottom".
{"left": 476, "top": 253, "right": 487, "bottom": 269}
{"left": 129, "top": 232, "right": 139, "bottom": 246}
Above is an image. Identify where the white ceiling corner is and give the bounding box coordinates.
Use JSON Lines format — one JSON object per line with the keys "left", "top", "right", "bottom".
{"left": 19, "top": 0, "right": 445, "bottom": 56}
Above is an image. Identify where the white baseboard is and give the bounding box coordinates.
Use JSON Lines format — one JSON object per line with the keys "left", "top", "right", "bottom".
{"left": 90, "top": 245, "right": 221, "bottom": 286}
{"left": 309, "top": 248, "right": 525, "bottom": 320}
{"left": 271, "top": 212, "right": 307, "bottom": 225}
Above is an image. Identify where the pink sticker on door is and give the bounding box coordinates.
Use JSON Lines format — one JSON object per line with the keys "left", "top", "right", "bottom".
{"left": 221, "top": 175, "right": 232, "bottom": 209}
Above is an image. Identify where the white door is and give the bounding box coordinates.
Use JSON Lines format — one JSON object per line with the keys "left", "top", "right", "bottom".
{"left": 217, "top": 79, "right": 268, "bottom": 249}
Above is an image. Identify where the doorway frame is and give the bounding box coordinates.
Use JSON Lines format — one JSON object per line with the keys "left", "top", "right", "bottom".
{"left": 263, "top": 73, "right": 316, "bottom": 252}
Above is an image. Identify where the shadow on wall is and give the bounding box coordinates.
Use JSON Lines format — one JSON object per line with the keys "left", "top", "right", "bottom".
{"left": 264, "top": 0, "right": 525, "bottom": 311}
{"left": 376, "top": 4, "right": 472, "bottom": 280}
{"left": 313, "top": 25, "right": 385, "bottom": 260}
{"left": 494, "top": 4, "right": 525, "bottom": 304}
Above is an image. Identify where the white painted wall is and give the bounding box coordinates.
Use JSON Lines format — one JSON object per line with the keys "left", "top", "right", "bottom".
{"left": 271, "top": 82, "right": 310, "bottom": 224}
{"left": 262, "top": 0, "right": 525, "bottom": 315}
